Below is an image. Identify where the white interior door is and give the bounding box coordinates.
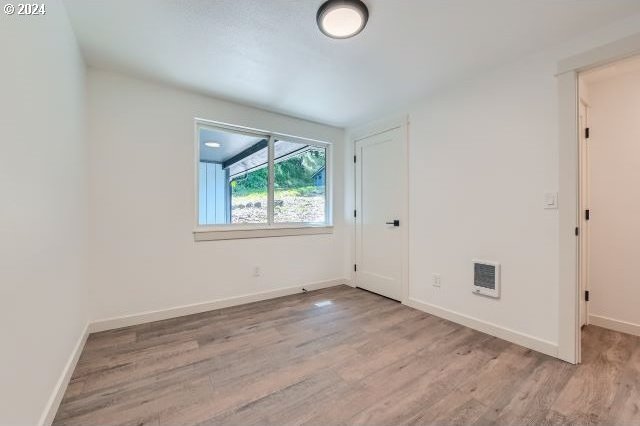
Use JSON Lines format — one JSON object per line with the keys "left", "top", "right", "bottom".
{"left": 579, "top": 100, "right": 590, "bottom": 327}
{"left": 355, "top": 127, "right": 405, "bottom": 301}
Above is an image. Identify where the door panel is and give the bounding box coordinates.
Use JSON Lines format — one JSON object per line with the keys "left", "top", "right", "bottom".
{"left": 355, "top": 128, "right": 404, "bottom": 301}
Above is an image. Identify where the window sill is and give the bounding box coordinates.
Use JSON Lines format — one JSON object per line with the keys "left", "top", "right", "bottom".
{"left": 193, "top": 225, "right": 334, "bottom": 241}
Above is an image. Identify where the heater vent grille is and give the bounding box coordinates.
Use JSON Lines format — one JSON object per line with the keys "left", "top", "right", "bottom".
{"left": 472, "top": 260, "right": 500, "bottom": 298}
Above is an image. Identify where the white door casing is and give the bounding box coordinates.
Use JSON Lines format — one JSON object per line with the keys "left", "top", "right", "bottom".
{"left": 558, "top": 33, "right": 640, "bottom": 364}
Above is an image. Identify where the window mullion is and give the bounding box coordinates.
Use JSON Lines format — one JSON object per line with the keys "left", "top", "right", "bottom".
{"left": 267, "top": 135, "right": 275, "bottom": 225}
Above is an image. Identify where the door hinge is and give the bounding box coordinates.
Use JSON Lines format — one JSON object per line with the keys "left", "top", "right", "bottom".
{"left": 354, "top": 264, "right": 357, "bottom": 272}
{"left": 354, "top": 209, "right": 357, "bottom": 218}
{"left": 585, "top": 290, "right": 590, "bottom": 302}
{"left": 585, "top": 127, "right": 590, "bottom": 139}
{"left": 354, "top": 155, "right": 357, "bottom": 163}
{"left": 585, "top": 209, "right": 590, "bottom": 220}
{"left": 575, "top": 227, "right": 579, "bottom": 236}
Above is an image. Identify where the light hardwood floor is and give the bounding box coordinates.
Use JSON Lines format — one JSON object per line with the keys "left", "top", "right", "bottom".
{"left": 54, "top": 285, "right": 640, "bottom": 425}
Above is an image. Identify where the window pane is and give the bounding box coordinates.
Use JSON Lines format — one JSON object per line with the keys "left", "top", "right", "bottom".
{"left": 198, "top": 126, "right": 268, "bottom": 225}
{"left": 273, "top": 140, "right": 326, "bottom": 224}
{"left": 230, "top": 165, "right": 268, "bottom": 224}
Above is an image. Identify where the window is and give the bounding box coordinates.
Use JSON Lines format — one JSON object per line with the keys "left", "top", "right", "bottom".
{"left": 198, "top": 125, "right": 269, "bottom": 225}
{"left": 196, "top": 121, "right": 330, "bottom": 233}
{"left": 274, "top": 139, "right": 326, "bottom": 224}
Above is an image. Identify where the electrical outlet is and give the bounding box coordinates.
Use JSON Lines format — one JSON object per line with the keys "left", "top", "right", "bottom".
{"left": 253, "top": 266, "right": 261, "bottom": 277}
{"left": 432, "top": 273, "right": 441, "bottom": 288}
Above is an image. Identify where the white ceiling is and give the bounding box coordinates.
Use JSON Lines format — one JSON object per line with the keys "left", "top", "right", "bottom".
{"left": 63, "top": 0, "right": 640, "bottom": 127}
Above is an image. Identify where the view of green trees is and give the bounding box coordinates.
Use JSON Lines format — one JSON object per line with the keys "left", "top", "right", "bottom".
{"left": 231, "top": 148, "right": 325, "bottom": 197}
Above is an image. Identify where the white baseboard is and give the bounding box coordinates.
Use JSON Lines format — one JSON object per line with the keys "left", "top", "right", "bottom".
{"left": 39, "top": 323, "right": 89, "bottom": 426}
{"left": 404, "top": 297, "right": 559, "bottom": 358}
{"left": 89, "top": 278, "right": 348, "bottom": 333}
{"left": 589, "top": 314, "right": 640, "bottom": 337}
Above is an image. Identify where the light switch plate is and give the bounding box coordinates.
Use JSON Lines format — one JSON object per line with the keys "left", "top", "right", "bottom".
{"left": 544, "top": 192, "right": 558, "bottom": 209}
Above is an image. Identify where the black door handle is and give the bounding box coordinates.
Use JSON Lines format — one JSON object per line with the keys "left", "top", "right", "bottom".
{"left": 385, "top": 220, "right": 400, "bottom": 227}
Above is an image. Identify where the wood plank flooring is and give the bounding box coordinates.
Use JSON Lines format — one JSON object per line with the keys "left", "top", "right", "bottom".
{"left": 53, "top": 285, "right": 640, "bottom": 425}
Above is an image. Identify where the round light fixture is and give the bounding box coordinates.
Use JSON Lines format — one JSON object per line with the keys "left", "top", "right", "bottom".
{"left": 317, "top": 0, "right": 368, "bottom": 39}
{"left": 204, "top": 141, "right": 221, "bottom": 148}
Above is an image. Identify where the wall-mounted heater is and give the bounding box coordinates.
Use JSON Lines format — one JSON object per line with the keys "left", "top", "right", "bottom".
{"left": 472, "top": 260, "right": 500, "bottom": 298}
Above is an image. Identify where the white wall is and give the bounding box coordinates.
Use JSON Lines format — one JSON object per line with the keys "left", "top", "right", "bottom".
{"left": 87, "top": 70, "right": 347, "bottom": 322}
{"left": 0, "top": 1, "right": 89, "bottom": 425}
{"left": 407, "top": 55, "right": 561, "bottom": 348}
{"left": 348, "top": 15, "right": 640, "bottom": 355}
{"left": 585, "top": 67, "right": 640, "bottom": 332}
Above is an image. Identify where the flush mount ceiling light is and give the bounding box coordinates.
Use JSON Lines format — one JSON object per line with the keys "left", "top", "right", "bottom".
{"left": 317, "top": 0, "right": 369, "bottom": 39}
{"left": 204, "top": 141, "right": 221, "bottom": 148}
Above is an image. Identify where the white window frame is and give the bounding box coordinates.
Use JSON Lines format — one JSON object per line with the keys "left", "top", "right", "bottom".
{"left": 193, "top": 118, "right": 333, "bottom": 241}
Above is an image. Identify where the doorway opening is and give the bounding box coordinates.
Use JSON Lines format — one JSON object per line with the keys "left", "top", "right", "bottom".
{"left": 577, "top": 54, "right": 640, "bottom": 354}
